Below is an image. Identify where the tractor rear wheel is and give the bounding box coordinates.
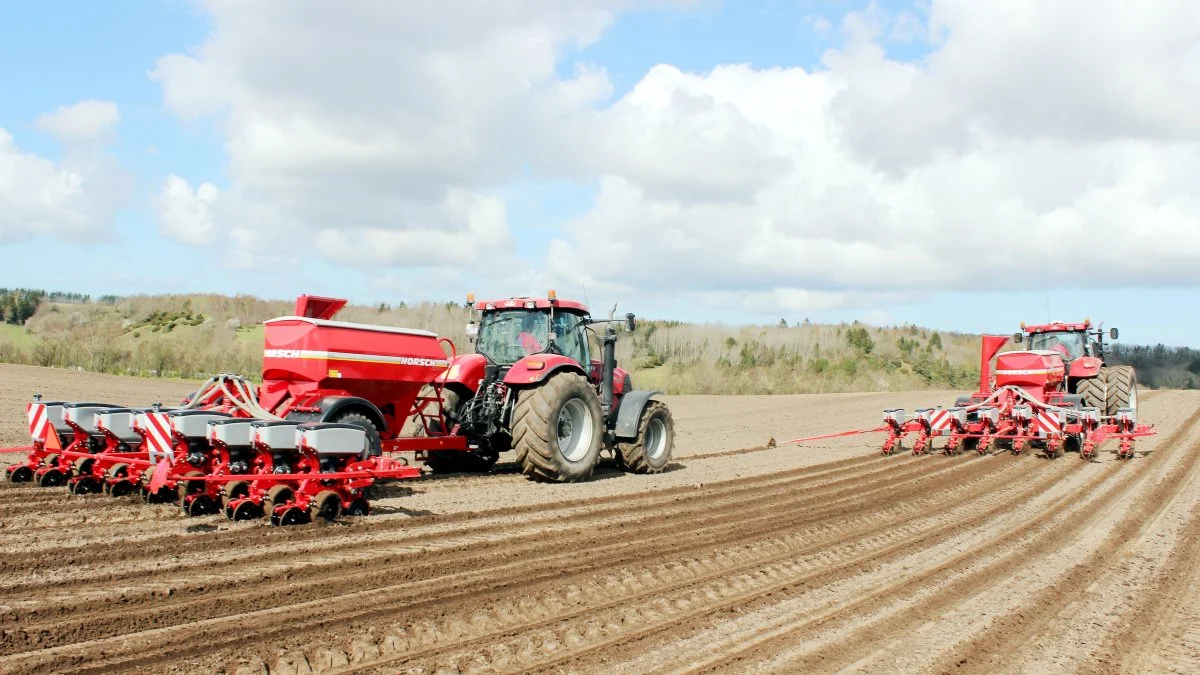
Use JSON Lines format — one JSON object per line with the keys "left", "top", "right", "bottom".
{"left": 511, "top": 372, "right": 602, "bottom": 482}
{"left": 1106, "top": 365, "right": 1138, "bottom": 417}
{"left": 1075, "top": 370, "right": 1107, "bottom": 411}
{"left": 617, "top": 401, "right": 675, "bottom": 474}
{"left": 330, "top": 411, "right": 382, "bottom": 460}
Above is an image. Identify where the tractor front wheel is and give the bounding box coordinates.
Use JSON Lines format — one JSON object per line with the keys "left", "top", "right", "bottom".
{"left": 511, "top": 372, "right": 602, "bottom": 482}
{"left": 1106, "top": 365, "right": 1138, "bottom": 418}
{"left": 617, "top": 401, "right": 675, "bottom": 474}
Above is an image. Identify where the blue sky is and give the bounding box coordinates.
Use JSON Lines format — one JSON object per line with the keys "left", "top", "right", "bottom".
{"left": 0, "top": 1, "right": 1197, "bottom": 348}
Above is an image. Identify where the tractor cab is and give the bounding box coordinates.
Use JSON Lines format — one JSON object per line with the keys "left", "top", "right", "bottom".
{"left": 1008, "top": 319, "right": 1125, "bottom": 411}
{"left": 1015, "top": 319, "right": 1117, "bottom": 363}
{"left": 470, "top": 296, "right": 591, "bottom": 367}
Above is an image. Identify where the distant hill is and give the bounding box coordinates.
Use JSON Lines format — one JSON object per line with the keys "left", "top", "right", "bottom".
{"left": 0, "top": 289, "right": 1192, "bottom": 394}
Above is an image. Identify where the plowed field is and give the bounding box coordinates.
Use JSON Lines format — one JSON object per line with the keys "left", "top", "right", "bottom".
{"left": 1, "top": 363, "right": 1198, "bottom": 674}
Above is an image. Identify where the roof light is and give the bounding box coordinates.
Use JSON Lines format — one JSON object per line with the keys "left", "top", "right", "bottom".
{"left": 1020, "top": 321, "right": 1025, "bottom": 329}
{"left": 524, "top": 300, "right": 536, "bottom": 309}
{"left": 484, "top": 303, "right": 495, "bottom": 310}
{"left": 547, "top": 289, "right": 557, "bottom": 301}
{"left": 466, "top": 292, "right": 475, "bottom": 305}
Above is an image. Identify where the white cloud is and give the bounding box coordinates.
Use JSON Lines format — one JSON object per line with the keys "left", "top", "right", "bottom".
{"left": 0, "top": 100, "right": 129, "bottom": 243}
{"left": 156, "top": 175, "right": 220, "bottom": 246}
{"left": 33, "top": 99, "right": 120, "bottom": 143}
{"left": 548, "top": 0, "right": 1200, "bottom": 313}
{"left": 151, "top": 0, "right": 1200, "bottom": 315}
{"left": 149, "top": 0, "right": 685, "bottom": 284}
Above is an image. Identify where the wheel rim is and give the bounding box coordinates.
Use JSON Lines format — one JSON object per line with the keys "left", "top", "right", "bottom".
{"left": 644, "top": 416, "right": 668, "bottom": 461}
{"left": 556, "top": 398, "right": 594, "bottom": 463}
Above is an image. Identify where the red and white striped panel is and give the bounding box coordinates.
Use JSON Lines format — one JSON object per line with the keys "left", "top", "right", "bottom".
{"left": 929, "top": 409, "right": 955, "bottom": 433}
{"left": 139, "top": 411, "right": 176, "bottom": 463}
{"left": 1034, "top": 410, "right": 1061, "bottom": 437}
{"left": 27, "top": 402, "right": 48, "bottom": 442}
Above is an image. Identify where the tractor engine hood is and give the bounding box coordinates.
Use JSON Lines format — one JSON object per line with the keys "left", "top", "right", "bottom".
{"left": 994, "top": 350, "right": 1066, "bottom": 394}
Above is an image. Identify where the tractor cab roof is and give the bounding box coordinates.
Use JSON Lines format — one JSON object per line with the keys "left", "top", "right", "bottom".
{"left": 471, "top": 295, "right": 590, "bottom": 314}
{"left": 1020, "top": 319, "right": 1092, "bottom": 334}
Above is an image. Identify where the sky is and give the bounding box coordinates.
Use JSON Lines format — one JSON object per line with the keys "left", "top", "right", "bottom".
{"left": 1, "top": 0, "right": 1198, "bottom": 347}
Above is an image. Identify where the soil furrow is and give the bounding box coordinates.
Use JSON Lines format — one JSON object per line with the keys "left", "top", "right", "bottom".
{"left": 0, "top": 452, "right": 915, "bottom": 603}
{"left": 685, "top": 406, "right": 1200, "bottom": 673}
{"left": 339, "top": 454, "right": 1076, "bottom": 674}
{"left": 0, "top": 451, "right": 1003, "bottom": 663}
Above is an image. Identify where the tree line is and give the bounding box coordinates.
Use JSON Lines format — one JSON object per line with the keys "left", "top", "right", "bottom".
{"left": 1108, "top": 343, "right": 1200, "bottom": 390}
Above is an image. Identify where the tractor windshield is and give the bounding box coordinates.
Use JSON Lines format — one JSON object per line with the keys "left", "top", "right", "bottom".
{"left": 1030, "top": 331, "right": 1087, "bottom": 359}
{"left": 477, "top": 310, "right": 549, "bottom": 364}
{"left": 476, "top": 309, "right": 590, "bottom": 365}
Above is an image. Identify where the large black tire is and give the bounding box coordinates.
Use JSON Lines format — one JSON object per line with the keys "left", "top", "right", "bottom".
{"left": 617, "top": 401, "right": 675, "bottom": 474}
{"left": 1106, "top": 365, "right": 1138, "bottom": 417}
{"left": 1075, "top": 369, "right": 1107, "bottom": 411}
{"left": 330, "top": 411, "right": 382, "bottom": 460}
{"left": 511, "top": 372, "right": 602, "bottom": 482}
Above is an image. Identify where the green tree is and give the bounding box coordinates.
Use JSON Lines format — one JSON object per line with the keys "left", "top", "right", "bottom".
{"left": 846, "top": 326, "right": 875, "bottom": 354}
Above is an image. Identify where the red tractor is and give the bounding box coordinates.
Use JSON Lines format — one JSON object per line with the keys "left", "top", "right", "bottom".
{"left": 405, "top": 291, "right": 674, "bottom": 482}
{"left": 1009, "top": 319, "right": 1137, "bottom": 417}
{"left": 879, "top": 321, "right": 1152, "bottom": 460}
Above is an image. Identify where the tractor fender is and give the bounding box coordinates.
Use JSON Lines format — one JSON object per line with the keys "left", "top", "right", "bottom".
{"left": 612, "top": 389, "right": 666, "bottom": 440}
{"left": 1068, "top": 357, "right": 1104, "bottom": 379}
{"left": 438, "top": 353, "right": 488, "bottom": 395}
{"left": 285, "top": 396, "right": 388, "bottom": 434}
{"left": 503, "top": 354, "right": 587, "bottom": 386}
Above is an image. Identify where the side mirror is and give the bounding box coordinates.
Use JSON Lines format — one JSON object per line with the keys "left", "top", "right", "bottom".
{"left": 1109, "top": 327, "right": 1119, "bottom": 340}
{"left": 1012, "top": 332, "right": 1024, "bottom": 344}
{"left": 465, "top": 322, "right": 478, "bottom": 337}
{"left": 625, "top": 313, "right": 636, "bottom": 332}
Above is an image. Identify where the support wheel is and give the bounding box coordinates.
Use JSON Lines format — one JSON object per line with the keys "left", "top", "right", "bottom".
{"left": 72, "top": 476, "right": 104, "bottom": 495}
{"left": 226, "top": 499, "right": 263, "bottom": 521}
{"left": 264, "top": 485, "right": 294, "bottom": 514}
{"left": 330, "top": 411, "right": 382, "bottom": 460}
{"left": 310, "top": 490, "right": 343, "bottom": 523}
{"left": 37, "top": 468, "right": 66, "bottom": 487}
{"left": 185, "top": 494, "right": 219, "bottom": 517}
{"left": 107, "top": 479, "right": 135, "bottom": 497}
{"left": 271, "top": 506, "right": 309, "bottom": 527}
{"left": 177, "top": 470, "right": 206, "bottom": 502}
{"left": 617, "top": 401, "right": 674, "bottom": 474}
{"left": 8, "top": 465, "right": 33, "bottom": 483}
{"left": 511, "top": 372, "right": 603, "bottom": 483}
{"left": 221, "top": 480, "right": 250, "bottom": 508}
{"left": 345, "top": 498, "right": 370, "bottom": 517}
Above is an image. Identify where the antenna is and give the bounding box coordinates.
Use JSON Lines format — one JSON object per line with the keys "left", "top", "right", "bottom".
{"left": 582, "top": 284, "right": 590, "bottom": 307}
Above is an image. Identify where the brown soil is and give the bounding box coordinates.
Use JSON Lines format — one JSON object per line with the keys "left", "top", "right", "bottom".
{"left": 0, "top": 363, "right": 1195, "bottom": 674}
